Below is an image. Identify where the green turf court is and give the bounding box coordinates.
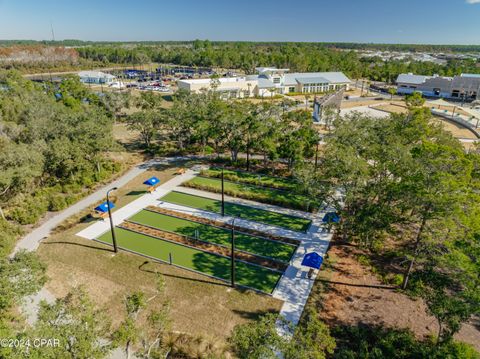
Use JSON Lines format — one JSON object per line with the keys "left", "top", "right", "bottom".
{"left": 128, "top": 210, "right": 296, "bottom": 262}
{"left": 160, "top": 191, "right": 311, "bottom": 232}
{"left": 184, "top": 176, "right": 318, "bottom": 212}
{"left": 97, "top": 228, "right": 282, "bottom": 293}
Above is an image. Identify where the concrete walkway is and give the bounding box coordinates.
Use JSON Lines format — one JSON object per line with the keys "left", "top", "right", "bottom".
{"left": 76, "top": 170, "right": 197, "bottom": 240}
{"left": 273, "top": 217, "right": 333, "bottom": 334}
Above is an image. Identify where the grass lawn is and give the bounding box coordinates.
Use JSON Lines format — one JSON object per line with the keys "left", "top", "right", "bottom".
{"left": 96, "top": 228, "right": 282, "bottom": 293}
{"left": 128, "top": 210, "right": 296, "bottom": 262}
{"left": 160, "top": 191, "right": 311, "bottom": 232}
{"left": 202, "top": 168, "right": 298, "bottom": 191}
{"left": 184, "top": 176, "right": 319, "bottom": 212}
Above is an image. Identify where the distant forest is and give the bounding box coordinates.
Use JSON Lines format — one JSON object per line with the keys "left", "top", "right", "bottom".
{"left": 2, "top": 39, "right": 480, "bottom": 52}
{"left": 1, "top": 40, "right": 480, "bottom": 82}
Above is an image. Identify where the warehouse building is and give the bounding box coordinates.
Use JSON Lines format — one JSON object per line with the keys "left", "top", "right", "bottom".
{"left": 177, "top": 68, "right": 352, "bottom": 98}
{"left": 396, "top": 73, "right": 480, "bottom": 101}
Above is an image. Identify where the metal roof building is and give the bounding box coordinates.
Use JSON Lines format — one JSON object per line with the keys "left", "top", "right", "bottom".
{"left": 177, "top": 68, "right": 352, "bottom": 98}
{"left": 396, "top": 73, "right": 480, "bottom": 101}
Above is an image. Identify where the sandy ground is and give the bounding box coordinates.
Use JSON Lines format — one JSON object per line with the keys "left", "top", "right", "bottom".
{"left": 318, "top": 245, "right": 480, "bottom": 351}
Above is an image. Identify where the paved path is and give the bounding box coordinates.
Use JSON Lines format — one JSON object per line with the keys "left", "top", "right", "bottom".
{"left": 76, "top": 170, "right": 197, "bottom": 240}
{"left": 13, "top": 157, "right": 200, "bottom": 255}
{"left": 13, "top": 162, "right": 149, "bottom": 255}
{"left": 273, "top": 218, "right": 332, "bottom": 334}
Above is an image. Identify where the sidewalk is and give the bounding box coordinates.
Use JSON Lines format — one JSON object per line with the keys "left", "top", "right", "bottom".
{"left": 76, "top": 170, "right": 197, "bottom": 240}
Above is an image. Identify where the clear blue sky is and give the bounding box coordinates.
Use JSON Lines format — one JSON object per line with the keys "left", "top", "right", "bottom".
{"left": 1, "top": 0, "right": 480, "bottom": 44}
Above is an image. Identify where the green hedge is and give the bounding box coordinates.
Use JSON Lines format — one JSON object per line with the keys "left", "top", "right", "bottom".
{"left": 200, "top": 168, "right": 299, "bottom": 192}
{"left": 183, "top": 176, "right": 319, "bottom": 213}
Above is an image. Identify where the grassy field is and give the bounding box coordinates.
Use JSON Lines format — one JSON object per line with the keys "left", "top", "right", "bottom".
{"left": 183, "top": 176, "right": 319, "bottom": 212}
{"left": 96, "top": 228, "right": 282, "bottom": 293}
{"left": 128, "top": 210, "right": 296, "bottom": 262}
{"left": 201, "top": 168, "right": 299, "bottom": 191}
{"left": 160, "top": 191, "right": 311, "bottom": 232}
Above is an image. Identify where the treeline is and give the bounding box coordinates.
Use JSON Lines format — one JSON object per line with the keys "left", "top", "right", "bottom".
{"left": 0, "top": 70, "right": 128, "bottom": 253}
{"left": 3, "top": 40, "right": 480, "bottom": 53}
{"left": 76, "top": 42, "right": 480, "bottom": 82}
{"left": 314, "top": 107, "right": 480, "bottom": 345}
{"left": 2, "top": 41, "right": 479, "bottom": 81}
{"left": 127, "top": 90, "right": 318, "bottom": 172}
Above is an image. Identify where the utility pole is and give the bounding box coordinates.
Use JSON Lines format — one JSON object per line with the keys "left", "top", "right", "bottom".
{"left": 231, "top": 218, "right": 236, "bottom": 288}
{"left": 107, "top": 187, "right": 118, "bottom": 253}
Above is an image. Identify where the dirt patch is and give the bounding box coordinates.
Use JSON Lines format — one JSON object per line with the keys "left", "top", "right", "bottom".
{"left": 341, "top": 99, "right": 386, "bottom": 109}
{"left": 315, "top": 244, "right": 480, "bottom": 351}
{"left": 372, "top": 102, "right": 409, "bottom": 114}
{"left": 432, "top": 117, "right": 478, "bottom": 139}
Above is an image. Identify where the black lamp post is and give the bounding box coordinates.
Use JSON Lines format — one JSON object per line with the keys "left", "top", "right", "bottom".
{"left": 106, "top": 187, "right": 118, "bottom": 253}
{"left": 231, "top": 217, "right": 236, "bottom": 288}
{"left": 221, "top": 167, "right": 225, "bottom": 217}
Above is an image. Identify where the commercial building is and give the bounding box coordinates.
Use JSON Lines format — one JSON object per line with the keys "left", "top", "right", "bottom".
{"left": 177, "top": 76, "right": 258, "bottom": 99}
{"left": 177, "top": 68, "right": 352, "bottom": 99}
{"left": 396, "top": 73, "right": 480, "bottom": 101}
{"left": 78, "top": 71, "right": 116, "bottom": 84}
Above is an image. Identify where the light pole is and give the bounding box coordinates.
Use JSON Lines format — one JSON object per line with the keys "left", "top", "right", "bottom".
{"left": 221, "top": 167, "right": 225, "bottom": 217}
{"left": 231, "top": 217, "right": 236, "bottom": 288}
{"left": 314, "top": 140, "right": 320, "bottom": 170}
{"left": 107, "top": 187, "right": 118, "bottom": 253}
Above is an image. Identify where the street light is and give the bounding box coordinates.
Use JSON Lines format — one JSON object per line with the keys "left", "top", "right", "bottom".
{"left": 106, "top": 187, "right": 118, "bottom": 253}
{"left": 231, "top": 217, "right": 236, "bottom": 288}
{"left": 221, "top": 167, "right": 225, "bottom": 217}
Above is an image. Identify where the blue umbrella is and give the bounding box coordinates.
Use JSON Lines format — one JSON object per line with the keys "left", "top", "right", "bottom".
{"left": 322, "top": 212, "right": 340, "bottom": 224}
{"left": 143, "top": 176, "right": 160, "bottom": 186}
{"left": 301, "top": 252, "right": 323, "bottom": 269}
{"left": 94, "top": 201, "right": 115, "bottom": 213}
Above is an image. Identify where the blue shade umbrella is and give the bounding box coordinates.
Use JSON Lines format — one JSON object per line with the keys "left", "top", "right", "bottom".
{"left": 94, "top": 201, "right": 115, "bottom": 213}
{"left": 301, "top": 252, "right": 323, "bottom": 269}
{"left": 143, "top": 176, "right": 160, "bottom": 186}
{"left": 322, "top": 212, "right": 340, "bottom": 224}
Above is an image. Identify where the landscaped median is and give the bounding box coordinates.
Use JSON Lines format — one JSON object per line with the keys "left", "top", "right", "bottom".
{"left": 96, "top": 227, "right": 283, "bottom": 294}
{"left": 159, "top": 191, "right": 312, "bottom": 233}
{"left": 200, "top": 168, "right": 299, "bottom": 191}
{"left": 182, "top": 176, "right": 319, "bottom": 212}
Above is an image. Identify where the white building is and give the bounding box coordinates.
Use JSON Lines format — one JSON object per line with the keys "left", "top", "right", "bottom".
{"left": 254, "top": 67, "right": 351, "bottom": 94}
{"left": 177, "top": 68, "right": 351, "bottom": 98}
{"left": 177, "top": 76, "right": 258, "bottom": 99}
{"left": 78, "top": 71, "right": 116, "bottom": 84}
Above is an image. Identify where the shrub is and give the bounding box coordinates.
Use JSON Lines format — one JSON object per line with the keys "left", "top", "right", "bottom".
{"left": 6, "top": 193, "right": 49, "bottom": 225}
{"left": 48, "top": 193, "right": 68, "bottom": 211}
{"left": 331, "top": 324, "right": 480, "bottom": 359}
